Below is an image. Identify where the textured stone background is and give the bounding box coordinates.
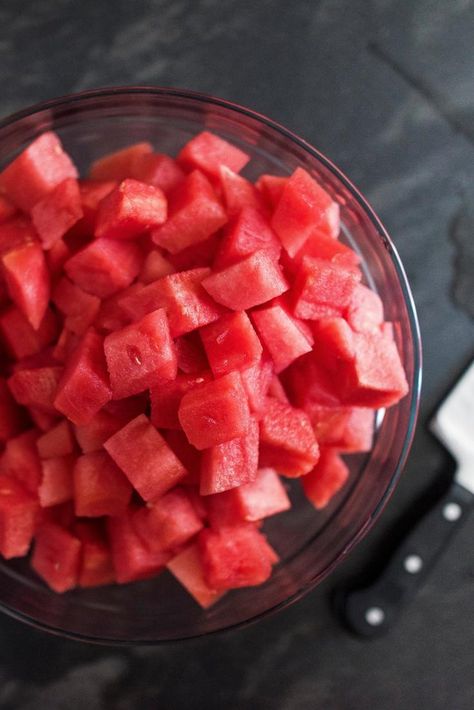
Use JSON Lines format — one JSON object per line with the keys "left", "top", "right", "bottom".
{"left": 0, "top": 1, "right": 472, "bottom": 708}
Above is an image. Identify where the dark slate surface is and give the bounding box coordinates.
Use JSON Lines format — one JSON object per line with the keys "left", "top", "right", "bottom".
{"left": 0, "top": 1, "right": 473, "bottom": 708}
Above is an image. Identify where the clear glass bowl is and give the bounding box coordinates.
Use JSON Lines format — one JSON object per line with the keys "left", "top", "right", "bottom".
{"left": 0, "top": 87, "right": 421, "bottom": 644}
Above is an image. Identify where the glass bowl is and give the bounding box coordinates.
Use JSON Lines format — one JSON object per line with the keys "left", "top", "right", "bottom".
{"left": 0, "top": 87, "right": 421, "bottom": 644}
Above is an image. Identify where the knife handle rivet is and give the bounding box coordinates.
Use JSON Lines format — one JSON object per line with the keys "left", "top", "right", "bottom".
{"left": 365, "top": 606, "right": 385, "bottom": 626}
{"left": 442, "top": 502, "right": 462, "bottom": 522}
{"left": 404, "top": 554, "right": 423, "bottom": 574}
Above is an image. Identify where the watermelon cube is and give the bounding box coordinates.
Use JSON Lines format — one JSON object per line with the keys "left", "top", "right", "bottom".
{"left": 89, "top": 142, "right": 152, "bottom": 181}
{"left": 131, "top": 152, "right": 185, "bottom": 194}
{"left": 240, "top": 357, "right": 274, "bottom": 415}
{"left": 139, "top": 248, "right": 174, "bottom": 284}
{"left": 345, "top": 283, "right": 384, "bottom": 333}
{"left": 46, "top": 239, "right": 71, "bottom": 278}
{"left": 0, "top": 475, "right": 39, "bottom": 558}
{"left": 290, "top": 230, "right": 360, "bottom": 273}
{"left": 65, "top": 237, "right": 143, "bottom": 298}
{"left": 77, "top": 179, "right": 118, "bottom": 234}
{"left": 251, "top": 302, "right": 313, "bottom": 373}
{"left": 52, "top": 327, "right": 80, "bottom": 363}
{"left": 0, "top": 215, "right": 37, "bottom": 256}
{"left": 36, "top": 419, "right": 74, "bottom": 459}
{"left": 330, "top": 407, "right": 374, "bottom": 452}
{"left": 107, "top": 509, "right": 170, "bottom": 584}
{"left": 0, "top": 429, "right": 42, "bottom": 493}
{"left": 95, "top": 178, "right": 167, "bottom": 240}
{"left": 104, "top": 414, "right": 187, "bottom": 502}
{"left": 29, "top": 407, "right": 59, "bottom": 432}
{"left": 292, "top": 256, "right": 360, "bottom": 320}
{"left": 54, "top": 329, "right": 112, "bottom": 425}
{"left": 178, "top": 371, "right": 251, "bottom": 450}
{"left": 8, "top": 366, "right": 63, "bottom": 414}
{"left": 200, "top": 311, "right": 262, "bottom": 377}
{"left": 152, "top": 170, "right": 227, "bottom": 254}
{"left": 259, "top": 397, "right": 319, "bottom": 477}
{"left": 175, "top": 332, "right": 209, "bottom": 374}
{"left": 74, "top": 521, "right": 115, "bottom": 588}
{"left": 0, "top": 306, "right": 58, "bottom": 359}
{"left": 178, "top": 131, "right": 249, "bottom": 179}
{"left": 255, "top": 174, "right": 287, "bottom": 208}
{"left": 94, "top": 284, "right": 140, "bottom": 333}
{"left": 119, "top": 267, "right": 225, "bottom": 338}
{"left": 199, "top": 524, "right": 276, "bottom": 591}
{"left": 73, "top": 451, "right": 132, "bottom": 517}
{"left": 31, "top": 522, "right": 81, "bottom": 592}
{"left": 271, "top": 167, "right": 339, "bottom": 255}
{"left": 31, "top": 178, "right": 83, "bottom": 249}
{"left": 2, "top": 241, "right": 50, "bottom": 330}
{"left": 104, "top": 309, "right": 176, "bottom": 399}
{"left": 283, "top": 352, "right": 341, "bottom": 408}
{"left": 302, "top": 448, "right": 350, "bottom": 509}
{"left": 0, "top": 194, "right": 17, "bottom": 223}
{"left": 202, "top": 250, "right": 288, "bottom": 311}
{"left": 267, "top": 374, "right": 290, "bottom": 403}
{"left": 166, "top": 232, "right": 221, "bottom": 272}
{"left": 73, "top": 397, "right": 143, "bottom": 453}
{"left": 200, "top": 416, "right": 259, "bottom": 495}
{"left": 133, "top": 488, "right": 203, "bottom": 553}
{"left": 213, "top": 206, "right": 281, "bottom": 269}
{"left": 52, "top": 277, "right": 100, "bottom": 335}
{"left": 0, "top": 131, "right": 78, "bottom": 212}
{"left": 167, "top": 543, "right": 223, "bottom": 609}
{"left": 38, "top": 455, "right": 75, "bottom": 507}
{"left": 0, "top": 376, "right": 26, "bottom": 441}
{"left": 218, "top": 167, "right": 268, "bottom": 219}
{"left": 150, "top": 372, "right": 212, "bottom": 430}
{"left": 163, "top": 429, "right": 202, "bottom": 485}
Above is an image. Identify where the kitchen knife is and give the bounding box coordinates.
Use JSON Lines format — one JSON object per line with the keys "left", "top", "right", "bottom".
{"left": 335, "top": 360, "right": 474, "bottom": 637}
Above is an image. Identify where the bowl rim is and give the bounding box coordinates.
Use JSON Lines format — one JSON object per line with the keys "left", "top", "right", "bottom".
{"left": 0, "top": 86, "right": 422, "bottom": 645}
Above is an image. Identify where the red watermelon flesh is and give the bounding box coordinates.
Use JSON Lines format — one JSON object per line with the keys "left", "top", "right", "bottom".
{"left": 218, "top": 167, "right": 268, "bottom": 219}
{"left": 32, "top": 521, "right": 81, "bottom": 592}
{"left": 175, "top": 331, "right": 209, "bottom": 374}
{"left": 131, "top": 152, "right": 185, "bottom": 194}
{"left": 0, "top": 429, "right": 42, "bottom": 493}
{"left": 36, "top": 419, "right": 74, "bottom": 459}
{"left": 89, "top": 142, "right": 153, "bottom": 182}
{"left": 0, "top": 215, "right": 37, "bottom": 256}
{"left": 139, "top": 248, "right": 174, "bottom": 284}
{"left": 8, "top": 366, "right": 63, "bottom": 414}
{"left": 95, "top": 178, "right": 167, "bottom": 240}
{"left": 251, "top": 302, "right": 313, "bottom": 373}
{"left": 0, "top": 376, "right": 26, "bottom": 441}
{"left": 345, "top": 283, "right": 384, "bottom": 333}
{"left": 52, "top": 277, "right": 100, "bottom": 335}
{"left": 75, "top": 521, "right": 115, "bottom": 588}
{"left": 213, "top": 206, "right": 281, "bottom": 269}
{"left": 302, "top": 448, "right": 350, "bottom": 509}
{"left": 38, "top": 455, "right": 75, "bottom": 507}
{"left": 200, "top": 310, "right": 262, "bottom": 377}
{"left": 0, "top": 195, "right": 17, "bottom": 223}
{"left": 150, "top": 371, "right": 212, "bottom": 430}
{"left": 0, "top": 475, "right": 39, "bottom": 558}
{"left": 167, "top": 543, "right": 223, "bottom": 609}
{"left": 292, "top": 256, "right": 360, "bottom": 320}
{"left": 0, "top": 306, "right": 58, "bottom": 360}
{"left": 31, "top": 178, "right": 83, "bottom": 249}
{"left": 2, "top": 241, "right": 50, "bottom": 330}
{"left": 73, "top": 451, "right": 132, "bottom": 517}
{"left": 178, "top": 131, "right": 249, "bottom": 179}
{"left": 240, "top": 357, "right": 274, "bottom": 415}
{"left": 255, "top": 174, "right": 287, "bottom": 208}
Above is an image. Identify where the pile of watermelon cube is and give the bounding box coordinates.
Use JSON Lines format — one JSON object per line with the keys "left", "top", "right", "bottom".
{"left": 0, "top": 129, "right": 408, "bottom": 607}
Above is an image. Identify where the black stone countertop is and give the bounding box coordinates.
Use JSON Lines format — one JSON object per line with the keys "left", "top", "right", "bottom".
{"left": 0, "top": 1, "right": 473, "bottom": 708}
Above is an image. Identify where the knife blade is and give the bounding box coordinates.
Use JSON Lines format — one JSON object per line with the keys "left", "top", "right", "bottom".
{"left": 335, "top": 361, "right": 474, "bottom": 637}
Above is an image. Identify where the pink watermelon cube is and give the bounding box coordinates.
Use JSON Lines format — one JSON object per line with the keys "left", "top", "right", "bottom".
{"left": 0, "top": 306, "right": 58, "bottom": 360}
{"left": 73, "top": 451, "right": 132, "bottom": 517}
{"left": 104, "top": 309, "right": 177, "bottom": 398}
{"left": 2, "top": 241, "right": 50, "bottom": 330}
{"left": 240, "top": 357, "right": 274, "bottom": 415}
{"left": 213, "top": 205, "right": 280, "bottom": 269}
{"left": 131, "top": 152, "right": 185, "bottom": 194}
{"left": 0, "top": 429, "right": 42, "bottom": 493}
{"left": 292, "top": 256, "right": 360, "bottom": 320}
{"left": 89, "top": 142, "right": 152, "bottom": 181}
{"left": 255, "top": 174, "right": 287, "bottom": 208}
{"left": 32, "top": 522, "right": 81, "bottom": 592}
{"left": 175, "top": 332, "right": 209, "bottom": 374}
{"left": 104, "top": 414, "right": 187, "bottom": 502}
{"left": 31, "top": 178, "right": 83, "bottom": 249}
{"left": 251, "top": 302, "right": 313, "bottom": 373}
{"left": 200, "top": 417, "right": 259, "bottom": 495}
{"left": 302, "top": 448, "right": 350, "bottom": 509}
{"left": 75, "top": 521, "right": 115, "bottom": 588}
{"left": 345, "top": 283, "right": 384, "bottom": 333}
{"left": 52, "top": 277, "right": 100, "bottom": 335}
{"left": 167, "top": 543, "right": 223, "bottom": 609}
{"left": 36, "top": 419, "right": 75, "bottom": 459}
{"left": 38, "top": 455, "right": 75, "bottom": 507}
{"left": 178, "top": 371, "right": 251, "bottom": 450}
{"left": 95, "top": 178, "right": 167, "bottom": 240}
{"left": 73, "top": 396, "right": 146, "bottom": 453}
{"left": 218, "top": 167, "right": 268, "bottom": 219}
{"left": 8, "top": 366, "right": 63, "bottom": 414}
{"left": 200, "top": 311, "right": 263, "bottom": 377}
{"left": 0, "top": 475, "right": 39, "bottom": 558}
{"left": 150, "top": 372, "right": 212, "bottom": 430}
{"left": 178, "top": 131, "right": 249, "bottom": 179}
{"left": 132, "top": 488, "right": 203, "bottom": 553}
{"left": 139, "top": 248, "right": 174, "bottom": 284}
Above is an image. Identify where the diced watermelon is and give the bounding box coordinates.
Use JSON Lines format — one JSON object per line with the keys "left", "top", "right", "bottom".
{"left": 292, "top": 256, "right": 360, "bottom": 320}
{"left": 2, "top": 241, "right": 50, "bottom": 329}
{"left": 166, "top": 232, "right": 221, "bottom": 272}
{"left": 271, "top": 167, "right": 339, "bottom": 255}
{"left": 93, "top": 284, "right": 140, "bottom": 333}
{"left": 31, "top": 178, "right": 83, "bottom": 249}
{"left": 240, "top": 357, "right": 274, "bottom": 415}
{"left": 46, "top": 239, "right": 71, "bottom": 278}
{"left": 0, "top": 429, "right": 42, "bottom": 493}
{"left": 200, "top": 416, "right": 259, "bottom": 495}
{"left": 251, "top": 302, "right": 313, "bottom": 373}
{"left": 104, "top": 309, "right": 176, "bottom": 399}
{"left": 175, "top": 332, "right": 209, "bottom": 374}
{"left": 200, "top": 311, "right": 262, "bottom": 377}
{"left": 131, "top": 152, "right": 185, "bottom": 194}
{"left": 52, "top": 327, "right": 80, "bottom": 363}
{"left": 0, "top": 132, "right": 78, "bottom": 212}
{"left": 163, "top": 429, "right": 202, "bottom": 485}
{"left": 0, "top": 475, "right": 39, "bottom": 558}
{"left": 259, "top": 397, "right": 319, "bottom": 477}
{"left": 0, "top": 306, "right": 58, "bottom": 360}
{"left": 178, "top": 131, "right": 249, "bottom": 179}
{"left": 65, "top": 237, "right": 143, "bottom": 298}
{"left": 78, "top": 179, "right": 118, "bottom": 228}
{"left": 213, "top": 206, "right": 281, "bottom": 269}
{"left": 150, "top": 371, "right": 212, "bottom": 430}
{"left": 54, "top": 329, "right": 112, "bottom": 425}
{"left": 133, "top": 488, "right": 203, "bottom": 553}
{"left": 202, "top": 250, "right": 288, "bottom": 311}
{"left": 139, "top": 248, "right": 174, "bottom": 284}
{"left": 89, "top": 142, "right": 153, "bottom": 181}
{"left": 0, "top": 376, "right": 26, "bottom": 441}
{"left": 42, "top": 501, "right": 76, "bottom": 530}
{"left": 290, "top": 230, "right": 360, "bottom": 273}
{"left": 74, "top": 521, "right": 115, "bottom": 588}
{"left": 0, "top": 215, "right": 37, "bottom": 255}
{"left": 178, "top": 371, "right": 250, "bottom": 450}
{"left": 345, "top": 283, "right": 384, "bottom": 333}
{"left": 302, "top": 448, "right": 350, "bottom": 509}
{"left": 283, "top": 352, "right": 341, "bottom": 408}
{"left": 0, "top": 194, "right": 17, "bottom": 223}
{"left": 267, "top": 374, "right": 290, "bottom": 403}
{"left": 52, "top": 277, "right": 100, "bottom": 335}
{"left": 38, "top": 455, "right": 75, "bottom": 507}
{"left": 107, "top": 509, "right": 170, "bottom": 584}
{"left": 152, "top": 170, "right": 227, "bottom": 254}
{"left": 199, "top": 524, "right": 276, "bottom": 590}
{"left": 73, "top": 397, "right": 142, "bottom": 453}
{"left": 31, "top": 522, "right": 81, "bottom": 592}
{"left": 8, "top": 366, "right": 63, "bottom": 414}
{"left": 36, "top": 419, "right": 74, "bottom": 459}
{"left": 119, "top": 267, "right": 225, "bottom": 338}
{"left": 73, "top": 451, "right": 132, "bottom": 517}
{"left": 95, "top": 178, "right": 167, "bottom": 240}
{"left": 218, "top": 167, "right": 268, "bottom": 218}
{"left": 255, "top": 174, "right": 287, "bottom": 208}
{"left": 104, "top": 414, "right": 187, "bottom": 502}
{"left": 167, "top": 543, "right": 223, "bottom": 609}
{"left": 29, "top": 406, "right": 59, "bottom": 432}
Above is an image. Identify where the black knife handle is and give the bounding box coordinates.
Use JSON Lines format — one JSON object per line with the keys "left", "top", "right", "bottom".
{"left": 338, "top": 480, "right": 473, "bottom": 637}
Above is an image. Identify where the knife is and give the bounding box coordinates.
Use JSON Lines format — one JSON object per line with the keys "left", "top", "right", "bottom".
{"left": 335, "top": 360, "right": 474, "bottom": 637}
